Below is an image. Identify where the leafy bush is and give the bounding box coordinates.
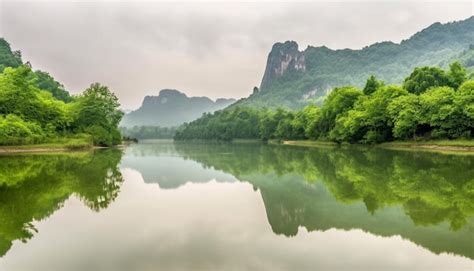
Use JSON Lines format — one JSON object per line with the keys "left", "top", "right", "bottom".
{"left": 0, "top": 114, "right": 44, "bottom": 145}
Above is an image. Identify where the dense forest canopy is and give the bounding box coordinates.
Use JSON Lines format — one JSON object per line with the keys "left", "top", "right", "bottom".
{"left": 175, "top": 62, "right": 474, "bottom": 143}
{"left": 0, "top": 38, "right": 123, "bottom": 146}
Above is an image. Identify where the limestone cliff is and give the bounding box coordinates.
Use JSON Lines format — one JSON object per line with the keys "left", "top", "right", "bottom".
{"left": 259, "top": 41, "right": 306, "bottom": 90}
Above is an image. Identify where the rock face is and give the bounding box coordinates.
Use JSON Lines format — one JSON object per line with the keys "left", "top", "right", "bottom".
{"left": 259, "top": 41, "right": 306, "bottom": 90}
{"left": 120, "top": 89, "right": 236, "bottom": 127}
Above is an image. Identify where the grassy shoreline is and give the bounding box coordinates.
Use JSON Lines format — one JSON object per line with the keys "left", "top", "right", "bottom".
{"left": 282, "top": 139, "right": 474, "bottom": 153}
{"left": 0, "top": 136, "right": 95, "bottom": 154}
{"left": 377, "top": 140, "right": 474, "bottom": 153}
{"left": 0, "top": 143, "right": 93, "bottom": 154}
{"left": 3, "top": 138, "right": 472, "bottom": 154}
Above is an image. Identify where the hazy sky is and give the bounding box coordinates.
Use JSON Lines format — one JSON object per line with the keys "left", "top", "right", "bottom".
{"left": 0, "top": 0, "right": 472, "bottom": 109}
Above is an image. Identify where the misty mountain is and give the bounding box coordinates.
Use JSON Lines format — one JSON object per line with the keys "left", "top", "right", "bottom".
{"left": 120, "top": 89, "right": 235, "bottom": 127}
{"left": 234, "top": 16, "right": 474, "bottom": 109}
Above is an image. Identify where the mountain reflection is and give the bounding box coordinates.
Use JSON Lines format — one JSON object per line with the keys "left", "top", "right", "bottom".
{"left": 0, "top": 149, "right": 124, "bottom": 257}
{"left": 1, "top": 142, "right": 472, "bottom": 260}
{"left": 160, "top": 142, "right": 472, "bottom": 259}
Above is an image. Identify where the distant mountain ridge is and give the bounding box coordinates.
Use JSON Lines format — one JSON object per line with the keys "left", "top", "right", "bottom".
{"left": 120, "top": 89, "right": 235, "bottom": 127}
{"left": 236, "top": 16, "right": 474, "bottom": 109}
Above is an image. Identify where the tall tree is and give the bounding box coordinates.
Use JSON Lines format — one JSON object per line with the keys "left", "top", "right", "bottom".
{"left": 363, "top": 75, "right": 383, "bottom": 95}
{"left": 73, "top": 83, "right": 123, "bottom": 145}
{"left": 447, "top": 61, "right": 467, "bottom": 90}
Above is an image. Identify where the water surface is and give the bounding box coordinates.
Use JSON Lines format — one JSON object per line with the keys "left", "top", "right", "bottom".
{"left": 0, "top": 141, "right": 472, "bottom": 270}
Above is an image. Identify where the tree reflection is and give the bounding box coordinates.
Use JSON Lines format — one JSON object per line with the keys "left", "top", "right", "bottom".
{"left": 0, "top": 149, "right": 123, "bottom": 256}
{"left": 173, "top": 142, "right": 474, "bottom": 259}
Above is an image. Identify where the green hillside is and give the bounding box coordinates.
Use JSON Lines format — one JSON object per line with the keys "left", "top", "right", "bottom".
{"left": 236, "top": 16, "right": 474, "bottom": 109}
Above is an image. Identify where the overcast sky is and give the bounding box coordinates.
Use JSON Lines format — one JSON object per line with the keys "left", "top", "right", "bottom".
{"left": 0, "top": 0, "right": 472, "bottom": 109}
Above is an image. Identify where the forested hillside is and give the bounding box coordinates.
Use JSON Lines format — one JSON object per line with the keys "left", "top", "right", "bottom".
{"left": 235, "top": 16, "right": 474, "bottom": 109}
{"left": 0, "top": 38, "right": 123, "bottom": 146}
{"left": 175, "top": 62, "right": 473, "bottom": 143}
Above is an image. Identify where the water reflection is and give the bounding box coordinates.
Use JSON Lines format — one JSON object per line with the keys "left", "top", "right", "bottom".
{"left": 0, "top": 141, "right": 472, "bottom": 269}
{"left": 124, "top": 141, "right": 474, "bottom": 259}
{"left": 0, "top": 149, "right": 124, "bottom": 257}
{"left": 121, "top": 142, "right": 237, "bottom": 188}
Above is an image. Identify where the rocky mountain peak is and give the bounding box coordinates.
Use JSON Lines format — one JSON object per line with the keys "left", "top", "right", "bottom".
{"left": 259, "top": 41, "right": 306, "bottom": 90}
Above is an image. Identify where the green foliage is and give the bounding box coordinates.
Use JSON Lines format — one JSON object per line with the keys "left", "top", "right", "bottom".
{"left": 176, "top": 63, "right": 473, "bottom": 143}
{"left": 314, "top": 86, "right": 363, "bottom": 139}
{"left": 0, "top": 66, "right": 123, "bottom": 146}
{"left": 0, "top": 38, "right": 22, "bottom": 72}
{"left": 298, "top": 105, "right": 321, "bottom": 139}
{"left": 175, "top": 107, "right": 263, "bottom": 141}
{"left": 418, "top": 87, "right": 457, "bottom": 138}
{"left": 234, "top": 17, "right": 474, "bottom": 109}
{"left": 0, "top": 66, "right": 70, "bottom": 134}
{"left": 71, "top": 83, "right": 123, "bottom": 146}
{"left": 447, "top": 61, "right": 468, "bottom": 90}
{"left": 387, "top": 94, "right": 421, "bottom": 139}
{"left": 363, "top": 75, "right": 384, "bottom": 95}
{"left": 457, "top": 80, "right": 474, "bottom": 121}
{"left": 403, "top": 66, "right": 450, "bottom": 94}
{"left": 0, "top": 114, "right": 44, "bottom": 145}
{"left": 172, "top": 142, "right": 474, "bottom": 258}
{"left": 30, "top": 70, "right": 72, "bottom": 102}
{"left": 0, "top": 38, "right": 73, "bottom": 101}
{"left": 0, "top": 150, "right": 123, "bottom": 256}
{"left": 333, "top": 85, "right": 408, "bottom": 143}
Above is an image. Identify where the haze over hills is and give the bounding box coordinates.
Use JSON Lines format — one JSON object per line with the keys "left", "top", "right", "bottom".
{"left": 234, "top": 16, "right": 474, "bottom": 109}
{"left": 120, "top": 89, "right": 235, "bottom": 127}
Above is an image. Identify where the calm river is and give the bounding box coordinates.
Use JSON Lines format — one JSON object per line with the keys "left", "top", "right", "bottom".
{"left": 0, "top": 140, "right": 472, "bottom": 270}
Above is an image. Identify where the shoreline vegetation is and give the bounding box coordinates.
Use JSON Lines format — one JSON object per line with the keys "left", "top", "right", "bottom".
{"left": 0, "top": 137, "right": 94, "bottom": 154}
{"left": 2, "top": 137, "right": 471, "bottom": 154}
{"left": 280, "top": 139, "right": 474, "bottom": 153}
{"left": 0, "top": 39, "right": 124, "bottom": 150}
{"left": 0, "top": 139, "right": 135, "bottom": 154}
{"left": 2, "top": 38, "right": 473, "bottom": 154}
{"left": 174, "top": 63, "right": 474, "bottom": 148}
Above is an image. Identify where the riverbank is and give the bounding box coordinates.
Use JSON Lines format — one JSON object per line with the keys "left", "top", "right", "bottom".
{"left": 281, "top": 139, "right": 474, "bottom": 153}
{"left": 0, "top": 136, "right": 95, "bottom": 154}
{"left": 377, "top": 140, "right": 474, "bottom": 153}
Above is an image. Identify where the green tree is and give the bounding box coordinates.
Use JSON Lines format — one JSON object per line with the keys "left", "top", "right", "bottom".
{"left": 332, "top": 85, "right": 408, "bottom": 143}
{"left": 453, "top": 80, "right": 474, "bottom": 137}
{"left": 314, "top": 86, "right": 363, "bottom": 139}
{"left": 387, "top": 94, "right": 421, "bottom": 139}
{"left": 403, "top": 66, "right": 449, "bottom": 94}
{"left": 447, "top": 61, "right": 467, "bottom": 90}
{"left": 31, "top": 70, "right": 72, "bottom": 102}
{"left": 418, "top": 86, "right": 457, "bottom": 138}
{"left": 363, "top": 75, "right": 383, "bottom": 95}
{"left": 300, "top": 105, "right": 321, "bottom": 139}
{"left": 175, "top": 64, "right": 473, "bottom": 143}
{"left": 0, "top": 66, "right": 70, "bottom": 134}
{"left": 0, "top": 38, "right": 22, "bottom": 71}
{"left": 72, "top": 83, "right": 123, "bottom": 146}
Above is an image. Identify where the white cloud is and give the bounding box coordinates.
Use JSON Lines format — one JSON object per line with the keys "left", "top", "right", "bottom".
{"left": 0, "top": 1, "right": 471, "bottom": 109}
